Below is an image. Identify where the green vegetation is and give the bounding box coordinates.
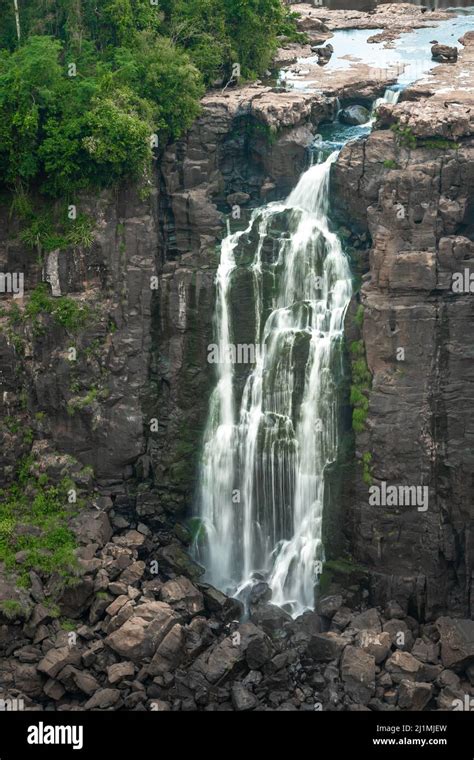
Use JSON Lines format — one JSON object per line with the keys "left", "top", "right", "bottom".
{"left": 390, "top": 123, "right": 417, "bottom": 149}
{"left": 361, "top": 451, "right": 373, "bottom": 486}
{"left": 60, "top": 618, "right": 77, "bottom": 631}
{"left": 391, "top": 123, "right": 460, "bottom": 152}
{"left": 349, "top": 339, "right": 371, "bottom": 433}
{"left": 353, "top": 303, "right": 364, "bottom": 329}
{"left": 0, "top": 457, "right": 78, "bottom": 586}
{"left": 0, "top": 0, "right": 298, "bottom": 200}
{"left": 420, "top": 137, "right": 459, "bottom": 151}
{"left": 188, "top": 516, "right": 207, "bottom": 544}
{"left": 24, "top": 284, "right": 90, "bottom": 331}
{"left": 0, "top": 599, "right": 25, "bottom": 620}
{"left": 67, "top": 387, "right": 98, "bottom": 415}
{"left": 383, "top": 159, "right": 398, "bottom": 169}
{"left": 319, "top": 558, "right": 368, "bottom": 595}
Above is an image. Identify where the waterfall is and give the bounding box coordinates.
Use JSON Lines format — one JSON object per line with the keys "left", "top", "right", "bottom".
{"left": 196, "top": 151, "right": 352, "bottom": 616}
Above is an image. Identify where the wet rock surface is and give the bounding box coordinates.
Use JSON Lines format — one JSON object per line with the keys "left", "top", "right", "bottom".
{"left": 0, "top": 3, "right": 473, "bottom": 712}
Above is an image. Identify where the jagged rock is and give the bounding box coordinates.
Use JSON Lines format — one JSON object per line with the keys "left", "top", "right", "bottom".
{"left": 43, "top": 678, "right": 66, "bottom": 701}
{"left": 436, "top": 618, "right": 474, "bottom": 671}
{"left": 351, "top": 609, "right": 382, "bottom": 633}
{"left": 431, "top": 44, "right": 457, "bottom": 62}
{"left": 148, "top": 624, "right": 184, "bottom": 676}
{"left": 250, "top": 603, "right": 292, "bottom": 634}
{"left": 411, "top": 637, "right": 440, "bottom": 664}
{"left": 341, "top": 646, "right": 376, "bottom": 705}
{"left": 157, "top": 544, "right": 205, "bottom": 582}
{"left": 436, "top": 668, "right": 461, "bottom": 690}
{"left": 385, "top": 651, "right": 423, "bottom": 684}
{"left": 317, "top": 595, "right": 344, "bottom": 619}
{"left": 82, "top": 641, "right": 105, "bottom": 668}
{"left": 437, "top": 684, "right": 466, "bottom": 711}
{"left": 245, "top": 634, "right": 273, "bottom": 669}
{"left": 105, "top": 601, "right": 179, "bottom": 662}
{"left": 119, "top": 561, "right": 146, "bottom": 586}
{"left": 307, "top": 632, "right": 348, "bottom": 663}
{"left": 57, "top": 665, "right": 100, "bottom": 696}
{"left": 191, "top": 623, "right": 268, "bottom": 684}
{"left": 355, "top": 630, "right": 392, "bottom": 664}
{"left": 160, "top": 577, "right": 204, "bottom": 617}
{"left": 383, "top": 620, "right": 414, "bottom": 651}
{"left": 70, "top": 511, "right": 113, "bottom": 548}
{"left": 106, "top": 600, "right": 134, "bottom": 633}
{"left": 331, "top": 606, "right": 353, "bottom": 631}
{"left": 231, "top": 683, "right": 258, "bottom": 711}
{"left": 58, "top": 578, "right": 95, "bottom": 619}
{"left": 105, "top": 595, "right": 129, "bottom": 617}
{"left": 113, "top": 530, "right": 146, "bottom": 550}
{"left": 37, "top": 646, "right": 82, "bottom": 679}
{"left": 198, "top": 583, "right": 244, "bottom": 621}
{"left": 184, "top": 616, "right": 215, "bottom": 659}
{"left": 9, "top": 662, "right": 43, "bottom": 698}
{"left": 398, "top": 679, "right": 433, "bottom": 710}
{"left": 84, "top": 688, "right": 121, "bottom": 710}
{"left": 107, "top": 662, "right": 135, "bottom": 684}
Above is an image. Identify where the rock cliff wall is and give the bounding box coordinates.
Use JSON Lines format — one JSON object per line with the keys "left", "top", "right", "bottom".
{"left": 333, "top": 34, "right": 474, "bottom": 619}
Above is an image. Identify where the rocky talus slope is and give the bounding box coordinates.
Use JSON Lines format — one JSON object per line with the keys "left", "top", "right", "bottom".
{"left": 0, "top": 5, "right": 473, "bottom": 711}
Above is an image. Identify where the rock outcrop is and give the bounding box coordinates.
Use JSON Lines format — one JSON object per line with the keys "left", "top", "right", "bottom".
{"left": 332, "top": 29, "right": 474, "bottom": 620}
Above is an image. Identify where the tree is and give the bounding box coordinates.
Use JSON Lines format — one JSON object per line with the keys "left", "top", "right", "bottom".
{"left": 13, "top": 0, "right": 21, "bottom": 42}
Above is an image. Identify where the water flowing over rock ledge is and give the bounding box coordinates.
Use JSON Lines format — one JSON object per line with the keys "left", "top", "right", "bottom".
{"left": 1, "top": 3, "right": 473, "bottom": 712}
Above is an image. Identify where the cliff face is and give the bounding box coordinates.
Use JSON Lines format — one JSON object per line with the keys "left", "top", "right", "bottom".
{"left": 333, "top": 35, "right": 474, "bottom": 619}
{"left": 0, "top": 184, "right": 159, "bottom": 488}
{"left": 1, "top": 2, "right": 474, "bottom": 714}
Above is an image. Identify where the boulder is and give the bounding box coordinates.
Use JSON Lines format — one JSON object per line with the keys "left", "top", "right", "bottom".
{"left": 339, "top": 105, "right": 370, "bottom": 126}
{"left": 70, "top": 511, "right": 112, "bottom": 547}
{"left": 157, "top": 544, "right": 205, "bottom": 582}
{"left": 307, "top": 632, "right": 348, "bottom": 663}
{"left": 105, "top": 601, "right": 179, "bottom": 662}
{"left": 107, "top": 662, "right": 135, "bottom": 685}
{"left": 317, "top": 594, "right": 343, "bottom": 619}
{"left": 191, "top": 622, "right": 269, "bottom": 684}
{"left": 385, "top": 651, "right": 423, "bottom": 684}
{"left": 355, "top": 630, "right": 392, "bottom": 664}
{"left": 198, "top": 583, "right": 244, "bottom": 621}
{"left": 231, "top": 683, "right": 258, "bottom": 711}
{"left": 250, "top": 603, "right": 292, "bottom": 634}
{"left": 436, "top": 618, "right": 474, "bottom": 671}
{"left": 411, "top": 637, "right": 440, "bottom": 664}
{"left": 351, "top": 608, "right": 382, "bottom": 633}
{"left": 341, "top": 646, "right": 376, "bottom": 706}
{"left": 148, "top": 623, "right": 184, "bottom": 676}
{"left": 37, "top": 646, "right": 81, "bottom": 679}
{"left": 383, "top": 619, "right": 414, "bottom": 651}
{"left": 431, "top": 44, "right": 458, "bottom": 62}
{"left": 160, "top": 576, "right": 204, "bottom": 617}
{"left": 84, "top": 688, "right": 121, "bottom": 710}
{"left": 398, "top": 680, "right": 433, "bottom": 711}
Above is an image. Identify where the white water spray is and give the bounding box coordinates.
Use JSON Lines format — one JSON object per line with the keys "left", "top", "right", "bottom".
{"left": 197, "top": 151, "right": 352, "bottom": 616}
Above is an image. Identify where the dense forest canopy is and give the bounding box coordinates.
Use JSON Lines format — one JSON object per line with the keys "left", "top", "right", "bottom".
{"left": 0, "top": 0, "right": 300, "bottom": 198}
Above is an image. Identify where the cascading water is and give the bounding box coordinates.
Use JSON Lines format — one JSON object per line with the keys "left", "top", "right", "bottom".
{"left": 193, "top": 7, "right": 474, "bottom": 616}
{"left": 196, "top": 149, "right": 352, "bottom": 616}
{"left": 195, "top": 87, "right": 402, "bottom": 617}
